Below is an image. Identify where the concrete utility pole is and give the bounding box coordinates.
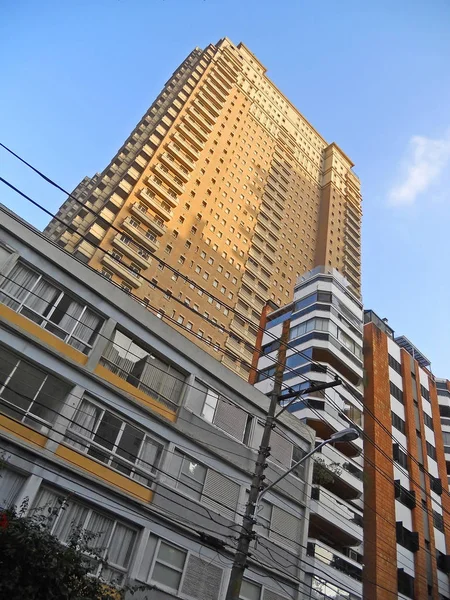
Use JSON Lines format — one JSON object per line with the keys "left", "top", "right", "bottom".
{"left": 225, "top": 323, "right": 349, "bottom": 600}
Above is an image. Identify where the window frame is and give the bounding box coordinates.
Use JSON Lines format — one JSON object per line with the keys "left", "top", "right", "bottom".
{"left": 32, "top": 486, "right": 137, "bottom": 584}
{"left": 0, "top": 348, "right": 70, "bottom": 431}
{"left": 0, "top": 261, "right": 103, "bottom": 354}
{"left": 65, "top": 396, "right": 164, "bottom": 487}
{"left": 148, "top": 538, "right": 188, "bottom": 593}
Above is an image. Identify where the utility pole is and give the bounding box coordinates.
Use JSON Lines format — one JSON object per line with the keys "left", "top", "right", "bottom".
{"left": 225, "top": 322, "right": 345, "bottom": 600}
{"left": 225, "top": 321, "right": 290, "bottom": 600}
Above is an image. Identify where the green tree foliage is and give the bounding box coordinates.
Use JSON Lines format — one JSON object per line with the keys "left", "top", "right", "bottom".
{"left": 0, "top": 503, "right": 149, "bottom": 600}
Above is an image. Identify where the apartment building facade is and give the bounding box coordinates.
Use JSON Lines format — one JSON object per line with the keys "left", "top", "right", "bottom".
{"left": 44, "top": 37, "right": 362, "bottom": 379}
{"left": 0, "top": 206, "right": 317, "bottom": 600}
{"left": 363, "top": 311, "right": 450, "bottom": 600}
{"left": 254, "top": 267, "right": 365, "bottom": 600}
{"left": 436, "top": 379, "right": 450, "bottom": 491}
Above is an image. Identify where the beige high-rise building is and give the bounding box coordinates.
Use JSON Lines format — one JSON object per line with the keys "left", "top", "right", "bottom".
{"left": 45, "top": 37, "right": 362, "bottom": 379}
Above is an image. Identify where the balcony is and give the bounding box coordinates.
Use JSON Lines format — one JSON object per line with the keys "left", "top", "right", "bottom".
{"left": 345, "top": 218, "right": 359, "bottom": 241}
{"left": 242, "top": 274, "right": 269, "bottom": 301}
{"left": 196, "top": 92, "right": 221, "bottom": 116}
{"left": 146, "top": 174, "right": 180, "bottom": 207}
{"left": 254, "top": 225, "right": 278, "bottom": 250}
{"left": 152, "top": 163, "right": 184, "bottom": 198}
{"left": 101, "top": 254, "right": 142, "bottom": 288}
{"left": 129, "top": 203, "right": 166, "bottom": 236}
{"left": 214, "top": 64, "right": 234, "bottom": 88}
{"left": 208, "top": 71, "right": 231, "bottom": 95}
{"left": 307, "top": 539, "right": 363, "bottom": 584}
{"left": 225, "top": 336, "right": 254, "bottom": 363}
{"left": 169, "top": 131, "right": 199, "bottom": 159}
{"left": 252, "top": 234, "right": 276, "bottom": 259}
{"left": 311, "top": 486, "right": 363, "bottom": 540}
{"left": 122, "top": 217, "right": 160, "bottom": 253}
{"left": 166, "top": 140, "right": 197, "bottom": 169}
{"left": 189, "top": 106, "right": 215, "bottom": 130}
{"left": 177, "top": 123, "right": 204, "bottom": 151}
{"left": 238, "top": 287, "right": 265, "bottom": 311}
{"left": 316, "top": 444, "right": 363, "bottom": 498}
{"left": 183, "top": 116, "right": 209, "bottom": 143}
{"left": 202, "top": 82, "right": 226, "bottom": 106}
{"left": 262, "top": 193, "right": 284, "bottom": 220}
{"left": 344, "top": 243, "right": 361, "bottom": 264}
{"left": 230, "top": 319, "right": 257, "bottom": 346}
{"left": 245, "top": 261, "right": 272, "bottom": 287}
{"left": 138, "top": 188, "right": 173, "bottom": 222}
{"left": 344, "top": 230, "right": 359, "bottom": 251}
{"left": 343, "top": 260, "right": 359, "bottom": 281}
{"left": 111, "top": 233, "right": 151, "bottom": 269}
{"left": 108, "top": 193, "right": 124, "bottom": 210}
{"left": 159, "top": 153, "right": 190, "bottom": 182}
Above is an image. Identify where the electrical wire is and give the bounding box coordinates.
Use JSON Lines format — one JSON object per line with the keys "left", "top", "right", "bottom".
{"left": 0, "top": 170, "right": 444, "bottom": 592}
{"left": 0, "top": 267, "right": 447, "bottom": 553}
{"left": 0, "top": 146, "right": 337, "bottom": 376}
{"left": 1, "top": 268, "right": 447, "bottom": 562}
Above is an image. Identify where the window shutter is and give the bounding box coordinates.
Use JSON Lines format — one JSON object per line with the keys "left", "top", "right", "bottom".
{"left": 270, "top": 430, "right": 293, "bottom": 469}
{"left": 214, "top": 397, "right": 247, "bottom": 441}
{"left": 202, "top": 469, "right": 239, "bottom": 521}
{"left": 270, "top": 506, "right": 301, "bottom": 549}
{"left": 181, "top": 555, "right": 223, "bottom": 600}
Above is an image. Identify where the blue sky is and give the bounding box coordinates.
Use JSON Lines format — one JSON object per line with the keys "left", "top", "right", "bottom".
{"left": 1, "top": 0, "right": 450, "bottom": 375}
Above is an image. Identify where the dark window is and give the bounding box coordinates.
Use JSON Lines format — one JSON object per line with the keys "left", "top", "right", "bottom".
{"left": 423, "top": 412, "right": 434, "bottom": 431}
{"left": 433, "top": 511, "right": 444, "bottom": 533}
{"left": 426, "top": 441, "right": 437, "bottom": 461}
{"left": 396, "top": 522, "right": 419, "bottom": 553}
{"left": 393, "top": 444, "right": 408, "bottom": 469}
{"left": 436, "top": 550, "right": 450, "bottom": 574}
{"left": 390, "top": 381, "right": 404, "bottom": 404}
{"left": 398, "top": 569, "right": 414, "bottom": 598}
{"left": 430, "top": 476, "right": 443, "bottom": 495}
{"left": 440, "top": 405, "right": 450, "bottom": 418}
{"left": 420, "top": 385, "right": 430, "bottom": 402}
{"left": 388, "top": 354, "right": 402, "bottom": 375}
{"left": 394, "top": 480, "right": 416, "bottom": 509}
{"left": 392, "top": 412, "right": 406, "bottom": 434}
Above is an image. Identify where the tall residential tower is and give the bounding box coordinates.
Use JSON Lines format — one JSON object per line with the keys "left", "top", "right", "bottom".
{"left": 45, "top": 38, "right": 362, "bottom": 379}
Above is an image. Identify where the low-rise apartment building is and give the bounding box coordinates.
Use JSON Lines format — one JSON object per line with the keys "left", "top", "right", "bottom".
{"left": 0, "top": 205, "right": 315, "bottom": 600}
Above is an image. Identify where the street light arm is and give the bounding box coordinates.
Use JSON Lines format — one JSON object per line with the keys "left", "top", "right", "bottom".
{"left": 257, "top": 437, "right": 331, "bottom": 504}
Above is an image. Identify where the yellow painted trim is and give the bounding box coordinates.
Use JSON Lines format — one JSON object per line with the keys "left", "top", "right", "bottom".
{"left": 0, "top": 303, "right": 88, "bottom": 365}
{"left": 55, "top": 445, "right": 154, "bottom": 503}
{"left": 94, "top": 364, "right": 177, "bottom": 422}
{"left": 0, "top": 414, "right": 48, "bottom": 447}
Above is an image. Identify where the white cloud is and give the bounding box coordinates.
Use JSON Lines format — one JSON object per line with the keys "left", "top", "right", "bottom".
{"left": 388, "top": 130, "right": 450, "bottom": 206}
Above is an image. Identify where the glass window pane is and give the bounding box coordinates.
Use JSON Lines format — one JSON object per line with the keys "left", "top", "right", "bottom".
{"left": 53, "top": 501, "right": 89, "bottom": 544}
{"left": 158, "top": 542, "right": 187, "bottom": 569}
{"left": 182, "top": 458, "right": 206, "bottom": 484}
{"left": 116, "top": 424, "right": 144, "bottom": 462}
{"left": 108, "top": 523, "right": 136, "bottom": 568}
{"left": 0, "top": 347, "right": 17, "bottom": 385}
{"left": 2, "top": 360, "right": 45, "bottom": 413}
{"left": 31, "top": 375, "right": 69, "bottom": 423}
{"left": 22, "top": 278, "right": 59, "bottom": 317}
{"left": 0, "top": 263, "right": 40, "bottom": 307}
{"left": 152, "top": 563, "right": 183, "bottom": 590}
{"left": 240, "top": 580, "right": 261, "bottom": 600}
{"left": 93, "top": 412, "right": 122, "bottom": 450}
{"left": 86, "top": 512, "right": 114, "bottom": 551}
